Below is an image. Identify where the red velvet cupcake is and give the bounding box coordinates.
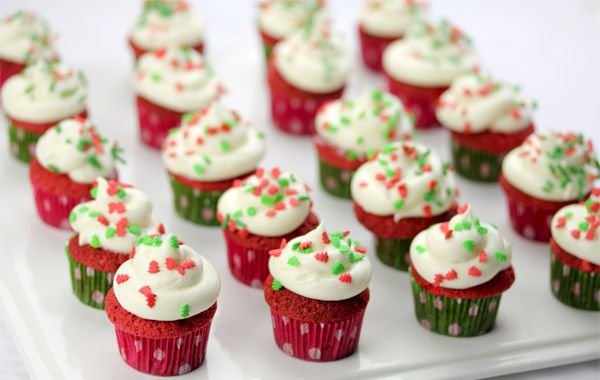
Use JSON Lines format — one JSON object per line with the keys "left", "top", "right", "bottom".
{"left": 264, "top": 224, "right": 372, "bottom": 361}
{"left": 217, "top": 167, "right": 319, "bottom": 287}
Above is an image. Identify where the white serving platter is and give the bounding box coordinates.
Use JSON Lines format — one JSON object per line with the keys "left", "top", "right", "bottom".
{"left": 0, "top": 1, "right": 599, "bottom": 379}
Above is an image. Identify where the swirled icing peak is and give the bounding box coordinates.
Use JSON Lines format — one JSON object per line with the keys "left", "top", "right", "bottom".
{"left": 410, "top": 204, "right": 513, "bottom": 289}
{"left": 359, "top": 0, "right": 428, "bottom": 38}
{"left": 114, "top": 233, "right": 220, "bottom": 321}
{"left": 258, "top": 0, "right": 324, "bottom": 39}
{"left": 0, "top": 10, "right": 56, "bottom": 63}
{"left": 268, "top": 223, "right": 372, "bottom": 301}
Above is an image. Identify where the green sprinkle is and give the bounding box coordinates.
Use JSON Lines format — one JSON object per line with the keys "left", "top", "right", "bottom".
{"left": 247, "top": 207, "right": 257, "bottom": 216}
{"left": 86, "top": 156, "right": 102, "bottom": 169}
{"left": 90, "top": 234, "right": 101, "bottom": 248}
{"left": 578, "top": 221, "right": 590, "bottom": 232}
{"left": 69, "top": 211, "right": 76, "bottom": 223}
{"left": 128, "top": 225, "right": 141, "bottom": 236}
{"left": 371, "top": 89, "right": 384, "bottom": 101}
{"left": 105, "top": 227, "right": 116, "bottom": 238}
{"left": 393, "top": 199, "right": 405, "bottom": 210}
{"left": 194, "top": 164, "right": 205, "bottom": 174}
{"left": 60, "top": 88, "right": 77, "bottom": 98}
{"left": 180, "top": 304, "right": 190, "bottom": 318}
{"left": 415, "top": 245, "right": 426, "bottom": 254}
{"left": 88, "top": 210, "right": 101, "bottom": 217}
{"left": 463, "top": 240, "right": 475, "bottom": 253}
{"left": 182, "top": 113, "right": 194, "bottom": 122}
{"left": 477, "top": 226, "right": 488, "bottom": 236}
{"left": 220, "top": 140, "right": 231, "bottom": 152}
{"left": 272, "top": 279, "right": 283, "bottom": 291}
{"left": 151, "top": 72, "right": 162, "bottom": 82}
{"left": 331, "top": 261, "right": 345, "bottom": 275}
{"left": 346, "top": 150, "right": 359, "bottom": 160}
{"left": 90, "top": 187, "right": 98, "bottom": 199}
{"left": 340, "top": 116, "right": 351, "bottom": 125}
{"left": 287, "top": 256, "right": 300, "bottom": 267}
{"left": 494, "top": 251, "right": 507, "bottom": 261}
{"left": 169, "top": 235, "right": 180, "bottom": 248}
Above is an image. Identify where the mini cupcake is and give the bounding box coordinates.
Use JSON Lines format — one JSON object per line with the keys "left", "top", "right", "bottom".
{"left": 315, "top": 89, "right": 414, "bottom": 198}
{"left": 162, "top": 102, "right": 266, "bottom": 226}
{"left": 67, "top": 178, "right": 161, "bottom": 309}
{"left": 358, "top": 0, "right": 427, "bottom": 72}
{"left": 265, "top": 223, "right": 372, "bottom": 361}
{"left": 217, "top": 167, "right": 319, "bottom": 287}
{"left": 500, "top": 131, "right": 599, "bottom": 242}
{"left": 409, "top": 204, "right": 515, "bottom": 337}
{"left": 436, "top": 73, "right": 535, "bottom": 182}
{"left": 268, "top": 13, "right": 352, "bottom": 135}
{"left": 382, "top": 19, "right": 478, "bottom": 130}
{"left": 134, "top": 46, "right": 219, "bottom": 149}
{"left": 351, "top": 141, "right": 458, "bottom": 271}
{"left": 0, "top": 10, "right": 56, "bottom": 87}
{"left": 30, "top": 117, "right": 122, "bottom": 229}
{"left": 1, "top": 59, "right": 87, "bottom": 162}
{"left": 105, "top": 233, "right": 220, "bottom": 375}
{"left": 550, "top": 189, "right": 600, "bottom": 310}
{"left": 128, "top": 0, "right": 204, "bottom": 60}
{"left": 257, "top": 0, "right": 324, "bottom": 59}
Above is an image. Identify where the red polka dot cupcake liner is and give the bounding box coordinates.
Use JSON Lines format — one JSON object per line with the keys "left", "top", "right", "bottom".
{"left": 550, "top": 239, "right": 600, "bottom": 311}
{"left": 315, "top": 137, "right": 364, "bottom": 199}
{"left": 269, "top": 309, "right": 366, "bottom": 361}
{"left": 66, "top": 244, "right": 114, "bottom": 309}
{"left": 128, "top": 38, "right": 204, "bottom": 61}
{"left": 358, "top": 25, "right": 398, "bottom": 72}
{"left": 136, "top": 96, "right": 184, "bottom": 149}
{"left": 223, "top": 231, "right": 270, "bottom": 288}
{"left": 375, "top": 236, "right": 412, "bottom": 271}
{"left": 32, "top": 185, "right": 90, "bottom": 230}
{"left": 385, "top": 74, "right": 446, "bottom": 130}
{"left": 0, "top": 57, "right": 25, "bottom": 88}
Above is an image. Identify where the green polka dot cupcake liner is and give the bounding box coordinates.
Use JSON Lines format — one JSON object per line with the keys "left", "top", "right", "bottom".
{"left": 375, "top": 236, "right": 412, "bottom": 271}
{"left": 450, "top": 139, "right": 504, "bottom": 183}
{"left": 66, "top": 245, "right": 113, "bottom": 310}
{"left": 8, "top": 123, "right": 42, "bottom": 163}
{"left": 550, "top": 252, "right": 600, "bottom": 311}
{"left": 169, "top": 177, "right": 223, "bottom": 226}
{"left": 318, "top": 159, "right": 355, "bottom": 199}
{"left": 410, "top": 272, "right": 503, "bottom": 337}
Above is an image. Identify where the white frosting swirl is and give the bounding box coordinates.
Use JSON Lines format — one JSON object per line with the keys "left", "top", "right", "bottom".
{"left": 351, "top": 141, "right": 458, "bottom": 220}
{"left": 130, "top": 0, "right": 204, "bottom": 50}
{"left": 436, "top": 73, "right": 534, "bottom": 134}
{"left": 217, "top": 168, "right": 311, "bottom": 237}
{"left": 70, "top": 178, "right": 160, "bottom": 254}
{"left": 134, "top": 46, "right": 219, "bottom": 112}
{"left": 410, "top": 204, "right": 512, "bottom": 289}
{"left": 551, "top": 189, "right": 600, "bottom": 265}
{"left": 258, "top": 0, "right": 324, "bottom": 39}
{"left": 382, "top": 19, "right": 479, "bottom": 87}
{"left": 502, "top": 132, "right": 599, "bottom": 201}
{"left": 1, "top": 59, "right": 87, "bottom": 123}
{"left": 269, "top": 223, "right": 372, "bottom": 301}
{"left": 36, "top": 117, "right": 121, "bottom": 184}
{"left": 273, "top": 13, "right": 352, "bottom": 93}
{"left": 114, "top": 233, "right": 220, "bottom": 321}
{"left": 316, "top": 89, "right": 414, "bottom": 157}
{"left": 359, "top": 0, "right": 427, "bottom": 38}
{"left": 162, "top": 102, "right": 266, "bottom": 181}
{"left": 0, "top": 10, "right": 56, "bottom": 63}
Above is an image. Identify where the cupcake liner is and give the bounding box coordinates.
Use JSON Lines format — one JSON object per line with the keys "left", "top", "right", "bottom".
{"left": 358, "top": 25, "right": 398, "bottom": 72}
{"left": 410, "top": 272, "right": 503, "bottom": 337}
{"left": 0, "top": 58, "right": 25, "bottom": 88}
{"left": 136, "top": 96, "right": 184, "bottom": 149}
{"left": 223, "top": 232, "right": 270, "bottom": 288}
{"left": 32, "top": 184, "right": 89, "bottom": 230}
{"left": 169, "top": 176, "right": 223, "bottom": 226}
{"left": 66, "top": 245, "right": 114, "bottom": 309}
{"left": 451, "top": 138, "right": 504, "bottom": 182}
{"left": 114, "top": 321, "right": 212, "bottom": 376}
{"left": 375, "top": 236, "right": 412, "bottom": 271}
{"left": 505, "top": 194, "right": 556, "bottom": 242}
{"left": 269, "top": 309, "right": 365, "bottom": 361}
{"left": 550, "top": 251, "right": 600, "bottom": 311}
{"left": 318, "top": 159, "right": 356, "bottom": 199}
{"left": 7, "top": 122, "right": 42, "bottom": 163}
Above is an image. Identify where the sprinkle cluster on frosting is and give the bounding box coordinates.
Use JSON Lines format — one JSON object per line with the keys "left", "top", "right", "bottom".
{"left": 436, "top": 73, "right": 536, "bottom": 134}
{"left": 0, "top": 10, "right": 56, "bottom": 63}
{"left": 316, "top": 89, "right": 415, "bottom": 159}
{"left": 1, "top": 59, "right": 87, "bottom": 123}
{"left": 410, "top": 204, "right": 512, "bottom": 289}
{"left": 552, "top": 188, "right": 600, "bottom": 265}
{"left": 134, "top": 46, "right": 219, "bottom": 112}
{"left": 502, "top": 132, "right": 599, "bottom": 201}
{"left": 258, "top": 0, "right": 325, "bottom": 39}
{"left": 359, "top": 0, "right": 428, "bottom": 38}
{"left": 273, "top": 12, "right": 352, "bottom": 93}
{"left": 70, "top": 178, "right": 162, "bottom": 254}
{"left": 162, "top": 102, "right": 266, "bottom": 181}
{"left": 268, "top": 223, "right": 372, "bottom": 301}
{"left": 114, "top": 233, "right": 220, "bottom": 321}
{"left": 351, "top": 141, "right": 458, "bottom": 220}
{"left": 36, "top": 117, "right": 123, "bottom": 184}
{"left": 217, "top": 167, "right": 311, "bottom": 237}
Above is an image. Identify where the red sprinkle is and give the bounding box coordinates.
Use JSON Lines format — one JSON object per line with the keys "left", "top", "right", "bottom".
{"left": 479, "top": 249, "right": 487, "bottom": 263}
{"left": 322, "top": 232, "right": 330, "bottom": 244}
{"left": 339, "top": 273, "right": 352, "bottom": 283}
{"left": 299, "top": 241, "right": 312, "bottom": 250}
{"left": 116, "top": 274, "right": 129, "bottom": 284}
{"left": 468, "top": 266, "right": 482, "bottom": 277}
{"left": 444, "top": 269, "right": 457, "bottom": 281}
{"left": 571, "top": 230, "right": 581, "bottom": 239}
{"left": 157, "top": 223, "right": 165, "bottom": 234}
{"left": 139, "top": 286, "right": 156, "bottom": 308}
{"left": 148, "top": 260, "right": 160, "bottom": 274}
{"left": 238, "top": 229, "right": 250, "bottom": 239}
{"left": 555, "top": 216, "right": 566, "bottom": 228}
{"left": 422, "top": 205, "right": 432, "bottom": 217}
{"left": 108, "top": 202, "right": 126, "bottom": 214}
{"left": 97, "top": 215, "right": 109, "bottom": 226}
{"left": 458, "top": 204, "right": 469, "bottom": 214}
{"left": 314, "top": 251, "right": 329, "bottom": 263}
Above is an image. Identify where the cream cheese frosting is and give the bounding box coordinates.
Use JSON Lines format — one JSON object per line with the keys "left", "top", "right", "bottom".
{"left": 1, "top": 59, "right": 87, "bottom": 123}
{"left": 268, "top": 223, "right": 372, "bottom": 301}
{"left": 551, "top": 189, "right": 600, "bottom": 265}
{"left": 258, "top": 0, "right": 324, "bottom": 39}
{"left": 130, "top": 0, "right": 204, "bottom": 50}
{"left": 114, "top": 233, "right": 220, "bottom": 321}
{"left": 382, "top": 19, "right": 479, "bottom": 87}
{"left": 0, "top": 10, "right": 56, "bottom": 64}
{"left": 502, "top": 132, "right": 599, "bottom": 201}
{"left": 316, "top": 89, "right": 414, "bottom": 158}
{"left": 351, "top": 141, "right": 458, "bottom": 220}
{"left": 410, "top": 204, "right": 512, "bottom": 289}
{"left": 359, "top": 0, "right": 428, "bottom": 38}
{"left": 162, "top": 102, "right": 266, "bottom": 181}
{"left": 273, "top": 13, "right": 352, "bottom": 93}
{"left": 36, "top": 117, "right": 122, "bottom": 184}
{"left": 217, "top": 167, "right": 311, "bottom": 237}
{"left": 70, "top": 178, "right": 161, "bottom": 254}
{"left": 134, "top": 46, "right": 219, "bottom": 112}
{"left": 436, "top": 73, "right": 534, "bottom": 134}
